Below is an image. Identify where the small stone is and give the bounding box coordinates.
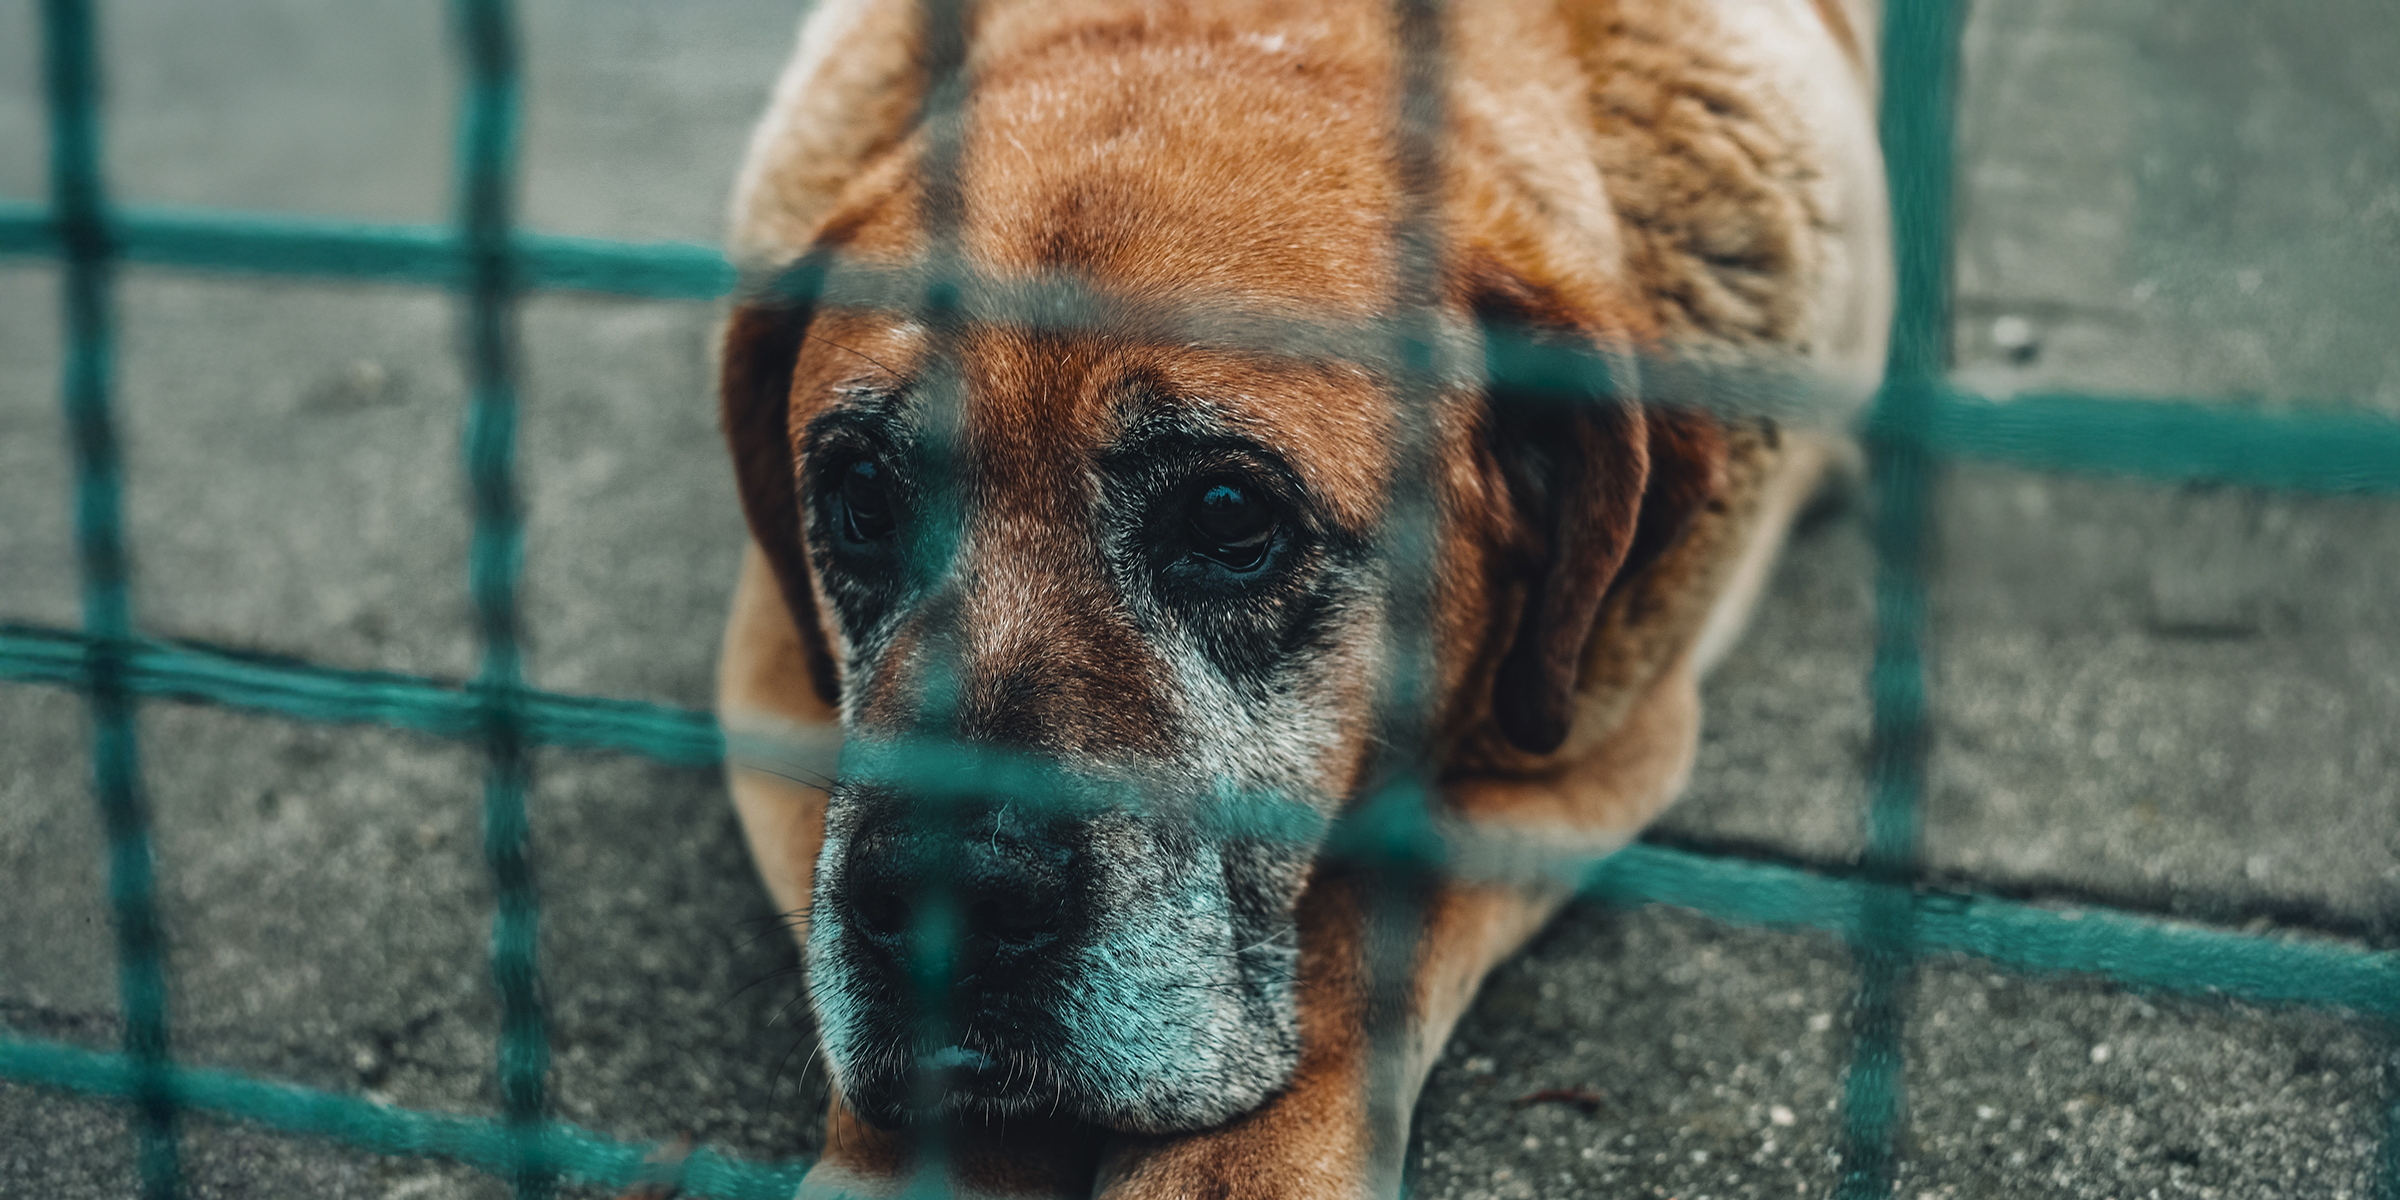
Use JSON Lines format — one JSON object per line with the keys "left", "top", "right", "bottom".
{"left": 1465, "top": 1056, "right": 1497, "bottom": 1075}
{"left": 1990, "top": 315, "right": 2039, "bottom": 364}
{"left": 1522, "top": 1136, "right": 1541, "bottom": 1152}
{"left": 307, "top": 359, "right": 401, "bottom": 411}
{"left": 1807, "top": 1012, "right": 1833, "bottom": 1033}
{"left": 1976, "top": 1105, "right": 1997, "bottom": 1120}
{"left": 2089, "top": 1044, "right": 2112, "bottom": 1065}
{"left": 1691, "top": 1150, "right": 1709, "bottom": 1165}
{"left": 1770, "top": 1105, "right": 1796, "bottom": 1127}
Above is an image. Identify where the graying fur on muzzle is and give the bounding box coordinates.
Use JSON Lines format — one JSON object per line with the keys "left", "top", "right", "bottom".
{"left": 804, "top": 743, "right": 1313, "bottom": 1132}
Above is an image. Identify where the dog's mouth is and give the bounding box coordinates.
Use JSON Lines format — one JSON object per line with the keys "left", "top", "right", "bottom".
{"left": 838, "top": 1036, "right": 1083, "bottom": 1128}
{"left": 822, "top": 911, "right": 1305, "bottom": 1133}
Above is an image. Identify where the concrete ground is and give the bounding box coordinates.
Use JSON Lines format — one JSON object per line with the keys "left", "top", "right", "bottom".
{"left": 2, "top": 1, "right": 2395, "bottom": 1197}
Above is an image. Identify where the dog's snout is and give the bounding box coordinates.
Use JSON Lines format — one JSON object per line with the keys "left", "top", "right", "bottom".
{"left": 965, "top": 883, "right": 1056, "bottom": 946}
{"left": 842, "top": 807, "right": 1075, "bottom": 967}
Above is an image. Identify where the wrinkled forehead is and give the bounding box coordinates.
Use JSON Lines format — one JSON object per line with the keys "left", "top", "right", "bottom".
{"left": 778, "top": 28, "right": 1434, "bottom": 520}
{"left": 788, "top": 307, "right": 1397, "bottom": 530}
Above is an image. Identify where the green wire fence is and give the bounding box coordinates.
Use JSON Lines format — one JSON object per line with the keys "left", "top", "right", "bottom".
{"left": 3, "top": 0, "right": 2397, "bottom": 1197}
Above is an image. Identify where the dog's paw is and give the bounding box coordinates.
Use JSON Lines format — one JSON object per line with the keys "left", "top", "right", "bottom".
{"left": 1093, "top": 1125, "right": 1371, "bottom": 1200}
{"left": 796, "top": 1103, "right": 1105, "bottom": 1200}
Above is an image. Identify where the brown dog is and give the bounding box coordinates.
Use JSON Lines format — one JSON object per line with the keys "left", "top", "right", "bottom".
{"left": 713, "top": 1, "right": 1889, "bottom": 1195}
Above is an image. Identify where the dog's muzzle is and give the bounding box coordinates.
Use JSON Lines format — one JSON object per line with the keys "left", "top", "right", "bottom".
{"left": 809, "top": 779, "right": 1307, "bottom": 1133}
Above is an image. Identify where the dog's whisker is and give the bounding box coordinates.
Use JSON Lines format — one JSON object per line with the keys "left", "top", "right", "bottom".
{"left": 769, "top": 1028, "right": 815, "bottom": 1109}
{"left": 720, "top": 965, "right": 808, "bottom": 1014}
{"left": 743, "top": 905, "right": 812, "bottom": 941}
{"left": 736, "top": 761, "right": 838, "bottom": 791}
{"left": 805, "top": 333, "right": 904, "bottom": 384}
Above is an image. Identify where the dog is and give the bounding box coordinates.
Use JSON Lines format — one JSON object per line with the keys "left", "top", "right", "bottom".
{"left": 711, "top": 1, "right": 1889, "bottom": 1195}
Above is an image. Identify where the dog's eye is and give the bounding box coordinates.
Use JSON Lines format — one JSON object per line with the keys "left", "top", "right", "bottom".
{"left": 1187, "top": 478, "right": 1274, "bottom": 570}
{"left": 837, "top": 459, "right": 897, "bottom": 544}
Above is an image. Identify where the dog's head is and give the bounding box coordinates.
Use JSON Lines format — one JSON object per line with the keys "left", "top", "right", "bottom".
{"left": 720, "top": 23, "right": 1724, "bottom": 1135}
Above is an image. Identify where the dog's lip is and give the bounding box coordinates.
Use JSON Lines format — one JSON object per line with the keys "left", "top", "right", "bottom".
{"left": 898, "top": 1042, "right": 1018, "bottom": 1103}
{"left": 850, "top": 1043, "right": 1039, "bottom": 1124}
{"left": 917, "top": 1044, "right": 996, "bottom": 1075}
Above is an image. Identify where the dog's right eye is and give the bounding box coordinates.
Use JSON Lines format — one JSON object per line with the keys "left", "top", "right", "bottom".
{"left": 1186, "top": 477, "right": 1276, "bottom": 571}
{"left": 835, "top": 459, "right": 898, "bottom": 545}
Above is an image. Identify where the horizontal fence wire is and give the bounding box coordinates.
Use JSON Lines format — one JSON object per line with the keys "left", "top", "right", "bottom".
{"left": 2, "top": 836, "right": 2392, "bottom": 1200}
{"left": 8, "top": 202, "right": 2400, "bottom": 491}
{"left": 0, "top": 624, "right": 724, "bottom": 764}
{"left": 0, "top": 200, "right": 737, "bottom": 298}
{"left": 6, "top": 624, "right": 2395, "bottom": 1016}
{"left": 0, "top": 1036, "right": 810, "bottom": 1200}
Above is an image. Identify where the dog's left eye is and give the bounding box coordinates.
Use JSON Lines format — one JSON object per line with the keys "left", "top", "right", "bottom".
{"left": 1187, "top": 478, "right": 1275, "bottom": 571}
{"left": 835, "top": 459, "right": 898, "bottom": 545}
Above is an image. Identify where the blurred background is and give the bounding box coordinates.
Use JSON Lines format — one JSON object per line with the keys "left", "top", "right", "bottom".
{"left": 2, "top": 1, "right": 2395, "bottom": 1196}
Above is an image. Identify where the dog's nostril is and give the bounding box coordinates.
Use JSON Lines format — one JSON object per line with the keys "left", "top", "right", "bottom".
{"left": 968, "top": 890, "right": 1056, "bottom": 945}
{"left": 852, "top": 884, "right": 913, "bottom": 939}
{"left": 842, "top": 808, "right": 1074, "bottom": 957}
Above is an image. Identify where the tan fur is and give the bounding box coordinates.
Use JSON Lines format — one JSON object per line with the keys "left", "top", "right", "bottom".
{"left": 716, "top": 2, "right": 1889, "bottom": 1195}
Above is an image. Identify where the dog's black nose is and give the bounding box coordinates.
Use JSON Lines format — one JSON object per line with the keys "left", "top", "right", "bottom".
{"left": 844, "top": 810, "right": 1073, "bottom": 968}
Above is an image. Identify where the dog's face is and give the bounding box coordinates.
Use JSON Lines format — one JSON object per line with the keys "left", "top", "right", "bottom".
{"left": 720, "top": 34, "right": 1718, "bottom": 1136}
{"left": 789, "top": 308, "right": 1410, "bottom": 1135}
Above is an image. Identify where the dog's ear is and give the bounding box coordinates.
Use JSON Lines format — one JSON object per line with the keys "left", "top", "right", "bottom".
{"left": 721, "top": 252, "right": 842, "bottom": 706}
{"left": 1614, "top": 403, "right": 1729, "bottom": 601}
{"left": 1475, "top": 264, "right": 1727, "bottom": 755}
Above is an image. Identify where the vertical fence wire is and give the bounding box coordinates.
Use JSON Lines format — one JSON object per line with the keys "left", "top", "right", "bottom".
{"left": 2386, "top": 854, "right": 2400, "bottom": 1184}
{"left": 40, "top": 1, "right": 183, "bottom": 1197}
{"left": 2383, "top": 1035, "right": 2400, "bottom": 1200}
{"left": 1360, "top": 1, "right": 1452, "bottom": 1194}
{"left": 898, "top": 1, "right": 975, "bottom": 1190}
{"left": 2384, "top": 1019, "right": 2400, "bottom": 1199}
{"left": 1836, "top": 2, "right": 1960, "bottom": 1196}
{"left": 450, "top": 1, "right": 551, "bottom": 1196}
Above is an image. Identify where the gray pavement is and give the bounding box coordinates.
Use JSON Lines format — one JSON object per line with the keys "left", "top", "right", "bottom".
{"left": 3, "top": 1, "right": 2396, "bottom": 1197}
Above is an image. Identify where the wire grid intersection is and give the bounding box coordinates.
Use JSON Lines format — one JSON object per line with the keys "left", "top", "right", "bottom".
{"left": 4, "top": 0, "right": 2398, "bottom": 1197}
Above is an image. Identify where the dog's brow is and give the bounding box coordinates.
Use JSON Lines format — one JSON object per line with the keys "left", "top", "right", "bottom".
{"left": 832, "top": 382, "right": 907, "bottom": 410}
{"left": 1107, "top": 396, "right": 1267, "bottom": 466}
{"left": 803, "top": 392, "right": 912, "bottom": 455}
{"left": 1115, "top": 386, "right": 1234, "bottom": 442}
{"left": 1101, "top": 401, "right": 1338, "bottom": 529}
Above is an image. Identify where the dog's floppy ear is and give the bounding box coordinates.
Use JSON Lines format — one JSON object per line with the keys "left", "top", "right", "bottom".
{"left": 721, "top": 251, "right": 842, "bottom": 706}
{"left": 1476, "top": 263, "right": 1727, "bottom": 755}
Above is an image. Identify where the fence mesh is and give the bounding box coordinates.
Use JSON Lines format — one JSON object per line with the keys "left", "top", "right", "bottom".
{"left": 3, "top": 0, "right": 2398, "bottom": 1197}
